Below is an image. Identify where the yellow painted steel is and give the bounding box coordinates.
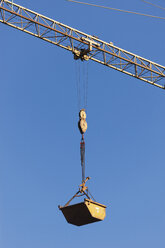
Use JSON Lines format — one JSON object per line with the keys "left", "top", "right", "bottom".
{"left": 59, "top": 199, "right": 106, "bottom": 226}
{"left": 85, "top": 199, "right": 106, "bottom": 220}
{"left": 1, "top": 1, "right": 165, "bottom": 89}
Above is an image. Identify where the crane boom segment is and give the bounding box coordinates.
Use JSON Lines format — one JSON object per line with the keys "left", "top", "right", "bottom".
{"left": 0, "top": 0, "right": 165, "bottom": 89}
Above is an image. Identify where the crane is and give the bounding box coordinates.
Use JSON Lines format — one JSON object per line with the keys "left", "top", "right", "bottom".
{"left": 1, "top": 0, "right": 165, "bottom": 226}
{"left": 0, "top": 0, "right": 165, "bottom": 90}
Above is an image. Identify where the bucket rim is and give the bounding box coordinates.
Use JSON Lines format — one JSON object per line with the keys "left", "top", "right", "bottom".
{"left": 59, "top": 198, "right": 106, "bottom": 210}
{"left": 84, "top": 198, "right": 107, "bottom": 208}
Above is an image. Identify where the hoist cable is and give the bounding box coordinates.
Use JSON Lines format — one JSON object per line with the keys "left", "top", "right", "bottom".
{"left": 75, "top": 61, "right": 78, "bottom": 111}
{"left": 82, "top": 61, "right": 88, "bottom": 111}
{"left": 83, "top": 62, "right": 86, "bottom": 109}
{"left": 75, "top": 60, "right": 81, "bottom": 111}
{"left": 78, "top": 61, "right": 81, "bottom": 110}
{"left": 85, "top": 62, "right": 88, "bottom": 110}
{"left": 67, "top": 0, "right": 165, "bottom": 20}
{"left": 141, "top": 0, "right": 165, "bottom": 11}
{"left": 75, "top": 60, "right": 89, "bottom": 111}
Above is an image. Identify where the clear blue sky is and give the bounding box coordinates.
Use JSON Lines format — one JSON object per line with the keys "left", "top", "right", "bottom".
{"left": 0, "top": 0, "right": 165, "bottom": 247}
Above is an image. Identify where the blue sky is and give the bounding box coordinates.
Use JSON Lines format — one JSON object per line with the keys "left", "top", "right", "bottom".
{"left": 0, "top": 0, "right": 165, "bottom": 247}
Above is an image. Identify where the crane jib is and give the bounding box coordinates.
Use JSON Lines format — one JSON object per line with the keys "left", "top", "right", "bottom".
{"left": 0, "top": 0, "right": 165, "bottom": 89}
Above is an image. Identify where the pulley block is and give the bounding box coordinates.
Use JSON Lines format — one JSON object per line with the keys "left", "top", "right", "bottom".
{"left": 78, "top": 109, "right": 87, "bottom": 134}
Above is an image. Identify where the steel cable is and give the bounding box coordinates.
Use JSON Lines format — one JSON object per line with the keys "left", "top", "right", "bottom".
{"left": 141, "top": 0, "right": 165, "bottom": 11}
{"left": 75, "top": 60, "right": 81, "bottom": 111}
{"left": 85, "top": 62, "right": 88, "bottom": 111}
{"left": 67, "top": 0, "right": 165, "bottom": 20}
{"left": 75, "top": 60, "right": 89, "bottom": 111}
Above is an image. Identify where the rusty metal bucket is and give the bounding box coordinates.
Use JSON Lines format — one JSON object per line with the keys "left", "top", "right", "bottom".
{"left": 59, "top": 198, "right": 106, "bottom": 226}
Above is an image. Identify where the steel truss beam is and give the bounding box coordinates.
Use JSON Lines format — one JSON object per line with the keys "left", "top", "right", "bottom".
{"left": 0, "top": 0, "right": 165, "bottom": 89}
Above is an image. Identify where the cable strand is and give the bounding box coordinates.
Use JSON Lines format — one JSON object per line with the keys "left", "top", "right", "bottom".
{"left": 141, "top": 0, "right": 165, "bottom": 11}
{"left": 67, "top": 0, "right": 165, "bottom": 20}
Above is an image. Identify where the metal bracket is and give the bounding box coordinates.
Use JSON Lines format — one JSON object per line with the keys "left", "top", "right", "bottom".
{"left": 81, "top": 37, "right": 100, "bottom": 51}
{"left": 79, "top": 176, "right": 90, "bottom": 193}
{"left": 73, "top": 37, "right": 100, "bottom": 61}
{"left": 61, "top": 176, "right": 92, "bottom": 207}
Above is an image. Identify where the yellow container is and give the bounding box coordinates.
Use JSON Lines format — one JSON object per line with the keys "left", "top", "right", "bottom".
{"left": 59, "top": 199, "right": 106, "bottom": 226}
